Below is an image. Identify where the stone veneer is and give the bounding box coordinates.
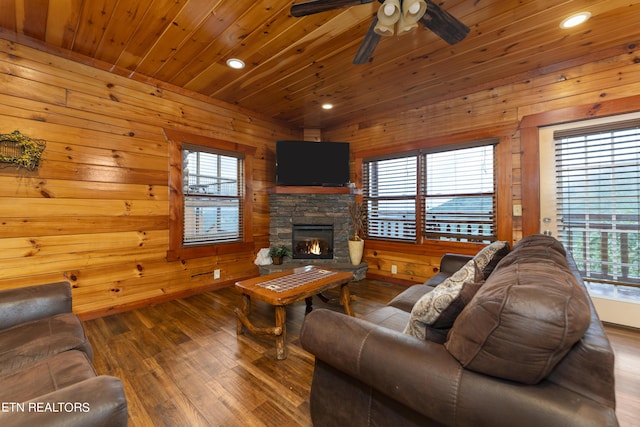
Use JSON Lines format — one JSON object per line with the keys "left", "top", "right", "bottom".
{"left": 269, "top": 193, "right": 355, "bottom": 265}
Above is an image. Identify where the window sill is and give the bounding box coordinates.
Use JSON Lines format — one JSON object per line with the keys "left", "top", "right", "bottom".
{"left": 167, "top": 241, "right": 254, "bottom": 261}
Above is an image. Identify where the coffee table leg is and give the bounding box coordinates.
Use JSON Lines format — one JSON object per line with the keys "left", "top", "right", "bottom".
{"left": 340, "top": 283, "right": 355, "bottom": 317}
{"left": 274, "top": 305, "right": 287, "bottom": 360}
{"left": 236, "top": 294, "right": 251, "bottom": 334}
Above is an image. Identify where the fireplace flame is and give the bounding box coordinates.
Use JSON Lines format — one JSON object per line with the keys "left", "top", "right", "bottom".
{"left": 309, "top": 240, "right": 321, "bottom": 255}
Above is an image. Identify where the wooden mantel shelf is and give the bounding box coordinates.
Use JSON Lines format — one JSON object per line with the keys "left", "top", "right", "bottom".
{"left": 267, "top": 186, "right": 361, "bottom": 195}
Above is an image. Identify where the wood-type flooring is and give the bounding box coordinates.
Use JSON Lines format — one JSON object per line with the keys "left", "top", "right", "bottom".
{"left": 83, "top": 280, "right": 640, "bottom": 427}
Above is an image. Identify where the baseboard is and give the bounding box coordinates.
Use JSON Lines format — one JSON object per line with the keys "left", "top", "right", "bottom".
{"left": 365, "top": 272, "right": 416, "bottom": 287}
{"left": 76, "top": 276, "right": 254, "bottom": 321}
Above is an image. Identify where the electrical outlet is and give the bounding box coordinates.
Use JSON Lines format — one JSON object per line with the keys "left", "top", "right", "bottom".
{"left": 513, "top": 204, "right": 523, "bottom": 216}
{"left": 214, "top": 269, "right": 221, "bottom": 279}
{"left": 391, "top": 265, "right": 398, "bottom": 274}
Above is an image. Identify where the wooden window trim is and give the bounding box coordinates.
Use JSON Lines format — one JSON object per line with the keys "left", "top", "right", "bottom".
{"left": 165, "top": 129, "right": 255, "bottom": 261}
{"left": 519, "top": 94, "right": 640, "bottom": 237}
{"left": 355, "top": 128, "right": 511, "bottom": 250}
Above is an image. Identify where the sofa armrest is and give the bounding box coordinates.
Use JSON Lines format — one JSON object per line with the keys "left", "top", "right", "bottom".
{"left": 0, "top": 282, "right": 73, "bottom": 330}
{"left": 300, "top": 309, "right": 463, "bottom": 425}
{"left": 0, "top": 375, "right": 128, "bottom": 427}
{"left": 439, "top": 253, "right": 473, "bottom": 275}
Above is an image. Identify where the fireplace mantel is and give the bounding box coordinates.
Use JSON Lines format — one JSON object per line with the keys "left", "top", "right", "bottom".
{"left": 267, "top": 186, "right": 361, "bottom": 195}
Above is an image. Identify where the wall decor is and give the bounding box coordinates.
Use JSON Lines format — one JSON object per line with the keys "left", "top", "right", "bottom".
{"left": 0, "top": 130, "right": 46, "bottom": 170}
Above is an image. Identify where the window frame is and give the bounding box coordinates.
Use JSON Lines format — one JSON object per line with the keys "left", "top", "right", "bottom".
{"left": 539, "top": 114, "right": 640, "bottom": 291}
{"left": 165, "top": 129, "right": 255, "bottom": 261}
{"left": 362, "top": 139, "right": 498, "bottom": 244}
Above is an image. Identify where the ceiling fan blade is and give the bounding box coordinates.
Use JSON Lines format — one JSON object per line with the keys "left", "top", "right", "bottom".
{"left": 291, "top": 0, "right": 375, "bottom": 18}
{"left": 353, "top": 17, "right": 382, "bottom": 64}
{"left": 419, "top": 0, "right": 469, "bottom": 45}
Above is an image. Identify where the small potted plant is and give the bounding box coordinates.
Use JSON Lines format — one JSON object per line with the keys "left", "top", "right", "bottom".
{"left": 269, "top": 245, "right": 292, "bottom": 265}
{"left": 348, "top": 201, "right": 367, "bottom": 265}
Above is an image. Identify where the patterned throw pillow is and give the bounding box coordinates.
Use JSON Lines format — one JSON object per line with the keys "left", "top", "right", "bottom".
{"left": 404, "top": 259, "right": 481, "bottom": 340}
{"left": 473, "top": 240, "right": 510, "bottom": 279}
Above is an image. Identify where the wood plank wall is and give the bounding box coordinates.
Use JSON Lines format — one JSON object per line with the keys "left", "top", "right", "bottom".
{"left": 0, "top": 38, "right": 299, "bottom": 318}
{"left": 324, "top": 44, "right": 640, "bottom": 285}
{"left": 1, "top": 37, "right": 639, "bottom": 315}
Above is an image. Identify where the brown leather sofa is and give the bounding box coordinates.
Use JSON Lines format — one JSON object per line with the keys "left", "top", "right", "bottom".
{"left": 300, "top": 235, "right": 619, "bottom": 426}
{"left": 0, "top": 281, "right": 128, "bottom": 426}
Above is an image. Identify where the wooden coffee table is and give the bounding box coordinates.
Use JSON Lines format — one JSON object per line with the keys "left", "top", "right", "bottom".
{"left": 234, "top": 265, "right": 354, "bottom": 360}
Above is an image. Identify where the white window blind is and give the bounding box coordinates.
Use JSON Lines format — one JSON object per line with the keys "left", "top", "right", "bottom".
{"left": 363, "top": 156, "right": 418, "bottom": 241}
{"left": 423, "top": 145, "right": 495, "bottom": 242}
{"left": 554, "top": 120, "right": 640, "bottom": 288}
{"left": 182, "top": 147, "right": 243, "bottom": 246}
{"left": 362, "top": 142, "right": 497, "bottom": 243}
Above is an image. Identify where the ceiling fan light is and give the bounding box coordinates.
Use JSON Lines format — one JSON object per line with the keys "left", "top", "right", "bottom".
{"left": 383, "top": 3, "right": 396, "bottom": 16}
{"left": 397, "top": 14, "right": 419, "bottom": 36}
{"left": 404, "top": 0, "right": 427, "bottom": 19}
{"left": 397, "top": 0, "right": 426, "bottom": 35}
{"left": 374, "top": 0, "right": 401, "bottom": 36}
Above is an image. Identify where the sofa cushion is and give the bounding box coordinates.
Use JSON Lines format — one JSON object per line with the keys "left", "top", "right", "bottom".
{"left": 473, "top": 240, "right": 510, "bottom": 278}
{"left": 0, "top": 350, "right": 96, "bottom": 403}
{"left": 404, "top": 259, "right": 481, "bottom": 340}
{"left": 512, "top": 233, "right": 566, "bottom": 255}
{"left": 445, "top": 261, "right": 591, "bottom": 384}
{"left": 0, "top": 313, "right": 93, "bottom": 375}
{"left": 387, "top": 284, "right": 436, "bottom": 313}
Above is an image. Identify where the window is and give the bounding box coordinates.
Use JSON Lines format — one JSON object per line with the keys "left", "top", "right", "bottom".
{"left": 363, "top": 155, "right": 417, "bottom": 241}
{"left": 424, "top": 145, "right": 495, "bottom": 242}
{"left": 183, "top": 146, "right": 243, "bottom": 245}
{"left": 363, "top": 141, "right": 496, "bottom": 243}
{"left": 552, "top": 120, "right": 640, "bottom": 297}
{"left": 165, "top": 130, "right": 254, "bottom": 261}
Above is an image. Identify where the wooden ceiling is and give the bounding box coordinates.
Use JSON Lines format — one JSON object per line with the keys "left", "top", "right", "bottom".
{"left": 1, "top": 0, "right": 639, "bottom": 130}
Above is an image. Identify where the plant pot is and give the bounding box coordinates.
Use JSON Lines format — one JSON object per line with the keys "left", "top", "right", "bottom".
{"left": 272, "top": 256, "right": 283, "bottom": 265}
{"left": 348, "top": 239, "right": 365, "bottom": 266}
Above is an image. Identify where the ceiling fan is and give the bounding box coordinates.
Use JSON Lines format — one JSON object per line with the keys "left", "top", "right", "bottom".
{"left": 290, "top": 0, "right": 469, "bottom": 64}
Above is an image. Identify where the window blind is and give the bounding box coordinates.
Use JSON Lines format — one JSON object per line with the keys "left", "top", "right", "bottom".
{"left": 183, "top": 149, "right": 244, "bottom": 245}
{"left": 554, "top": 122, "right": 640, "bottom": 287}
{"left": 423, "top": 145, "right": 496, "bottom": 242}
{"left": 363, "top": 156, "right": 418, "bottom": 241}
{"left": 362, "top": 141, "right": 497, "bottom": 243}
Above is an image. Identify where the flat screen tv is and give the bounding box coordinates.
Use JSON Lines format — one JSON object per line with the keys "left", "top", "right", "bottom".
{"left": 276, "top": 140, "right": 350, "bottom": 186}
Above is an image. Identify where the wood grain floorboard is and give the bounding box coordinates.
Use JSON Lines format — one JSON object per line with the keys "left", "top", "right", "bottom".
{"left": 83, "top": 280, "right": 640, "bottom": 426}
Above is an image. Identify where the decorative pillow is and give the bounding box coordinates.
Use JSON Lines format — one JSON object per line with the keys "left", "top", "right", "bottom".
{"left": 425, "top": 280, "right": 484, "bottom": 344}
{"left": 445, "top": 261, "right": 591, "bottom": 384}
{"left": 472, "top": 240, "right": 510, "bottom": 279}
{"left": 404, "top": 259, "right": 481, "bottom": 340}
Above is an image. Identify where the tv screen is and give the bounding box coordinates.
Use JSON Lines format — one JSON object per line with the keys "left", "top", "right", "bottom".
{"left": 276, "top": 140, "right": 350, "bottom": 186}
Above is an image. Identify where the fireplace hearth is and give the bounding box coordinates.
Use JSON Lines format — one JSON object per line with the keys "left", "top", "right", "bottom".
{"left": 292, "top": 224, "right": 333, "bottom": 259}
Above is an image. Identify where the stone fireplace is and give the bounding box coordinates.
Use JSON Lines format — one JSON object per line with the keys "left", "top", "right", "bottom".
{"left": 262, "top": 189, "right": 367, "bottom": 279}
{"left": 268, "top": 191, "right": 354, "bottom": 263}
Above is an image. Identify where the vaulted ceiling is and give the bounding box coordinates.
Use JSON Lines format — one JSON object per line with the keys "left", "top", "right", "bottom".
{"left": 1, "top": 0, "right": 639, "bottom": 129}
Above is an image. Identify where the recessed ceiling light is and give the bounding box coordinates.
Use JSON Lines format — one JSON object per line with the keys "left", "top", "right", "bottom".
{"left": 226, "top": 58, "right": 245, "bottom": 69}
{"left": 322, "top": 103, "right": 333, "bottom": 110}
{"left": 560, "top": 12, "right": 591, "bottom": 29}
